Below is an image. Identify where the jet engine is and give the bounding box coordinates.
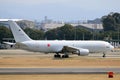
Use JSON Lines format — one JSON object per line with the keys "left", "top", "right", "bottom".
{"left": 73, "top": 49, "right": 89, "bottom": 56}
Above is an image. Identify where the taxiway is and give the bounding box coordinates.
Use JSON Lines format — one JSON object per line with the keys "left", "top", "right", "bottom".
{"left": 0, "top": 68, "right": 120, "bottom": 74}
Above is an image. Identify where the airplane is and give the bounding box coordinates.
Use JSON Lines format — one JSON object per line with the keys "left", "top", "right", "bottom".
{"left": 8, "top": 20, "right": 114, "bottom": 58}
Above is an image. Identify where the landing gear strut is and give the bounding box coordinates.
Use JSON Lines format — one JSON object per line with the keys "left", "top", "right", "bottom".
{"left": 62, "top": 52, "right": 69, "bottom": 58}
{"left": 62, "top": 54, "right": 69, "bottom": 58}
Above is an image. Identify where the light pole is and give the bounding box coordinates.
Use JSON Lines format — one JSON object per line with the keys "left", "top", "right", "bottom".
{"left": 92, "top": 24, "right": 95, "bottom": 40}
{"left": 74, "top": 26, "right": 76, "bottom": 40}
{"left": 118, "top": 28, "right": 119, "bottom": 41}
{"left": 83, "top": 33, "right": 84, "bottom": 40}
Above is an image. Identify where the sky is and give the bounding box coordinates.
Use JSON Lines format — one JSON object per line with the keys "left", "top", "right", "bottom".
{"left": 0, "top": 0, "right": 120, "bottom": 21}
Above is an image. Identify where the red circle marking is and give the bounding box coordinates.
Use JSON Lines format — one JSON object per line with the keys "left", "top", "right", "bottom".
{"left": 47, "top": 44, "right": 50, "bottom": 47}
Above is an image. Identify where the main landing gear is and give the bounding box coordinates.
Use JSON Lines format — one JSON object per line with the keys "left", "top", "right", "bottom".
{"left": 62, "top": 54, "right": 69, "bottom": 58}
{"left": 54, "top": 53, "right": 69, "bottom": 58}
{"left": 54, "top": 53, "right": 61, "bottom": 58}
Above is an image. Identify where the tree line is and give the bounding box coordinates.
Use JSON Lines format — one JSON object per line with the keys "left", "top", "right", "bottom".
{"left": 0, "top": 12, "right": 120, "bottom": 43}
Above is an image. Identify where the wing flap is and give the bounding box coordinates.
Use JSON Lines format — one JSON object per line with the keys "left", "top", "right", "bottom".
{"left": 62, "top": 46, "right": 82, "bottom": 52}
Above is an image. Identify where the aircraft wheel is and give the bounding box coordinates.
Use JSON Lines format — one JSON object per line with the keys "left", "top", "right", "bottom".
{"left": 65, "top": 55, "right": 69, "bottom": 58}
{"left": 62, "top": 55, "right": 69, "bottom": 58}
{"left": 54, "top": 55, "right": 57, "bottom": 58}
{"left": 62, "top": 55, "right": 65, "bottom": 58}
{"left": 103, "top": 53, "right": 106, "bottom": 57}
{"left": 103, "top": 54, "right": 106, "bottom": 57}
{"left": 57, "top": 54, "right": 61, "bottom": 58}
{"left": 54, "top": 54, "right": 61, "bottom": 58}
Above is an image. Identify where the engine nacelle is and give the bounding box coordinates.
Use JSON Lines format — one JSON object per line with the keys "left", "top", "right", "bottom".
{"left": 73, "top": 49, "right": 89, "bottom": 56}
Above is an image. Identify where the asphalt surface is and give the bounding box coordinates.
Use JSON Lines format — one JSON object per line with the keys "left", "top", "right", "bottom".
{"left": 0, "top": 50, "right": 120, "bottom": 74}
{"left": 0, "top": 68, "right": 120, "bottom": 74}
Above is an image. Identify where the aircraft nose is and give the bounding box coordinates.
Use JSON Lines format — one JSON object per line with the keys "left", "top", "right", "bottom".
{"left": 110, "top": 45, "right": 114, "bottom": 51}
{"left": 111, "top": 45, "right": 114, "bottom": 49}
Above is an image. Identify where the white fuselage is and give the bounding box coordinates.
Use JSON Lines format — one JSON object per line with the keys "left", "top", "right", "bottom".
{"left": 20, "top": 40, "right": 114, "bottom": 53}
{"left": 8, "top": 20, "right": 114, "bottom": 57}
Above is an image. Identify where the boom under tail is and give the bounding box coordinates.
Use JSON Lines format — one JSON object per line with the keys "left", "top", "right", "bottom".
{"left": 8, "top": 20, "right": 32, "bottom": 42}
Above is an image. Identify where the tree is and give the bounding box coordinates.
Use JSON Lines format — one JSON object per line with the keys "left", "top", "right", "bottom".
{"left": 59, "top": 24, "right": 75, "bottom": 40}
{"left": 45, "top": 24, "right": 93, "bottom": 40}
{"left": 45, "top": 28, "right": 59, "bottom": 40}
{"left": 76, "top": 27, "right": 92, "bottom": 40}
{"left": 24, "top": 28, "right": 44, "bottom": 40}
{"left": 45, "top": 24, "right": 75, "bottom": 40}
{"left": 0, "top": 26, "right": 13, "bottom": 43}
{"left": 102, "top": 12, "right": 120, "bottom": 31}
{"left": 102, "top": 15, "right": 116, "bottom": 31}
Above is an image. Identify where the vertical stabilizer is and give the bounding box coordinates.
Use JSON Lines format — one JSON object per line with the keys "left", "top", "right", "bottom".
{"left": 8, "top": 20, "right": 32, "bottom": 42}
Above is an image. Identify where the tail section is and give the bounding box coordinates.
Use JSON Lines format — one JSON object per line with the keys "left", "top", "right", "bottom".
{"left": 8, "top": 20, "right": 32, "bottom": 42}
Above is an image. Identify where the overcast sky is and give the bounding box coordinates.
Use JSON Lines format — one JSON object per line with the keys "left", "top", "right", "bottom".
{"left": 0, "top": 0, "right": 120, "bottom": 21}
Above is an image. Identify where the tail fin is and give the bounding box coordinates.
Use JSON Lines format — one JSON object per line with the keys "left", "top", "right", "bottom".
{"left": 8, "top": 20, "right": 32, "bottom": 42}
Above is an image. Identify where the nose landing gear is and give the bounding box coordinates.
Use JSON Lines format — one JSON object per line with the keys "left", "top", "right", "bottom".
{"left": 103, "top": 52, "right": 106, "bottom": 57}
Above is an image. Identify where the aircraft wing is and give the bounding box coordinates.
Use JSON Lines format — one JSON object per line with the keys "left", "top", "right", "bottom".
{"left": 61, "top": 46, "right": 89, "bottom": 56}
{"left": 62, "top": 46, "right": 82, "bottom": 52}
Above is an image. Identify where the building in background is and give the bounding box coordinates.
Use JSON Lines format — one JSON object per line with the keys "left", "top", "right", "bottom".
{"left": 0, "top": 18, "right": 103, "bottom": 32}
{"left": 37, "top": 16, "right": 103, "bottom": 32}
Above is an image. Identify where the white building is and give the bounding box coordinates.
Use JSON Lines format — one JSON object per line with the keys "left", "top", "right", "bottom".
{"left": 41, "top": 23, "right": 103, "bottom": 32}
